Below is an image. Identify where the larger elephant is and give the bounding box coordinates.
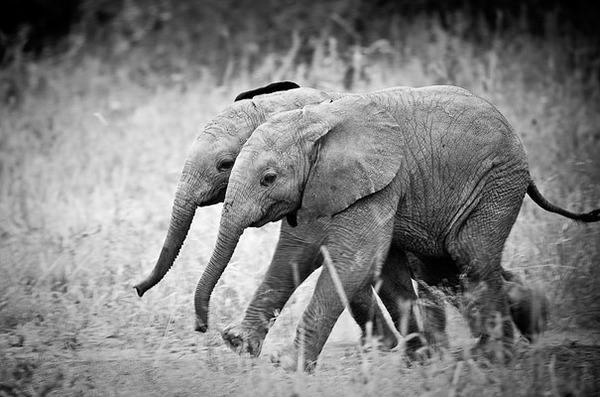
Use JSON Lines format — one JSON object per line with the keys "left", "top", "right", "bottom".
{"left": 193, "top": 87, "right": 600, "bottom": 371}
{"left": 134, "top": 81, "right": 542, "bottom": 356}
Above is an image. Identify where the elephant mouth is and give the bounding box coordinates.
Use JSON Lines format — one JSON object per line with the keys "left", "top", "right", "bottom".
{"left": 250, "top": 210, "right": 287, "bottom": 227}
{"left": 198, "top": 189, "right": 226, "bottom": 207}
{"left": 250, "top": 203, "right": 300, "bottom": 228}
{"left": 249, "top": 218, "right": 270, "bottom": 228}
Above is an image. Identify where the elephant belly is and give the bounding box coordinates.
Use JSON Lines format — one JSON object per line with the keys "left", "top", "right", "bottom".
{"left": 392, "top": 217, "right": 449, "bottom": 258}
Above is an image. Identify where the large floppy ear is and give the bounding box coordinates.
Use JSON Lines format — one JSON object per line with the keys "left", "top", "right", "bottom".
{"left": 298, "top": 96, "right": 404, "bottom": 221}
{"left": 234, "top": 81, "right": 300, "bottom": 101}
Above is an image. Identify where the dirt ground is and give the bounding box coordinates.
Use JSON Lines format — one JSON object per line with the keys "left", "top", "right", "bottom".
{"left": 2, "top": 310, "right": 600, "bottom": 397}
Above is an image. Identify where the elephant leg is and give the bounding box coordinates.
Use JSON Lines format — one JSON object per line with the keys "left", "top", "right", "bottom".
{"left": 352, "top": 250, "right": 452, "bottom": 358}
{"left": 348, "top": 282, "right": 399, "bottom": 351}
{"left": 413, "top": 280, "right": 449, "bottom": 350}
{"left": 374, "top": 247, "right": 425, "bottom": 355}
{"left": 411, "top": 256, "right": 461, "bottom": 350}
{"left": 500, "top": 266, "right": 549, "bottom": 341}
{"left": 408, "top": 256, "right": 457, "bottom": 352}
{"left": 348, "top": 244, "right": 417, "bottom": 351}
{"left": 222, "top": 223, "right": 324, "bottom": 357}
{"left": 223, "top": 220, "right": 402, "bottom": 357}
{"left": 272, "top": 247, "right": 386, "bottom": 371}
{"left": 450, "top": 243, "right": 512, "bottom": 360}
{"left": 415, "top": 258, "right": 548, "bottom": 344}
{"left": 272, "top": 209, "right": 397, "bottom": 371}
{"left": 504, "top": 278, "right": 549, "bottom": 342}
{"left": 448, "top": 178, "right": 526, "bottom": 360}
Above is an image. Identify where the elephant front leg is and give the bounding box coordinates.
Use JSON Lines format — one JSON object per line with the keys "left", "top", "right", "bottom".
{"left": 271, "top": 254, "right": 374, "bottom": 371}
{"left": 272, "top": 221, "right": 396, "bottom": 370}
{"left": 222, "top": 224, "right": 323, "bottom": 357}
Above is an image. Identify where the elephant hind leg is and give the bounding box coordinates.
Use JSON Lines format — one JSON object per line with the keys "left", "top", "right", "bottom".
{"left": 349, "top": 284, "right": 398, "bottom": 351}
{"left": 447, "top": 177, "right": 527, "bottom": 359}
{"left": 450, "top": 242, "right": 513, "bottom": 359}
{"left": 375, "top": 246, "right": 447, "bottom": 358}
{"left": 349, "top": 245, "right": 413, "bottom": 351}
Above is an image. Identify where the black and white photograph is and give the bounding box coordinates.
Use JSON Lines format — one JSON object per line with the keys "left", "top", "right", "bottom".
{"left": 1, "top": 1, "right": 599, "bottom": 395}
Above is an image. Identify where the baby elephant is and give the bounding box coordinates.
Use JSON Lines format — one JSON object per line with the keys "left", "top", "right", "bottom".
{"left": 133, "top": 81, "right": 553, "bottom": 360}
{"left": 194, "top": 86, "right": 599, "bottom": 371}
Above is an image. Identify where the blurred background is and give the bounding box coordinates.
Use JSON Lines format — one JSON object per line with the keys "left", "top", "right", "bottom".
{"left": 0, "top": 1, "right": 599, "bottom": 395}
{"left": 1, "top": 0, "right": 600, "bottom": 94}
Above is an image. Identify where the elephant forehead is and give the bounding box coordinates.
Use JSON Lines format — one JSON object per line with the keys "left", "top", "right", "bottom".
{"left": 201, "top": 103, "right": 256, "bottom": 139}
{"left": 251, "top": 125, "right": 306, "bottom": 152}
{"left": 237, "top": 146, "right": 275, "bottom": 166}
{"left": 255, "top": 109, "right": 304, "bottom": 139}
{"left": 248, "top": 131, "right": 281, "bottom": 148}
{"left": 245, "top": 135, "right": 301, "bottom": 165}
{"left": 201, "top": 119, "right": 241, "bottom": 139}
{"left": 192, "top": 132, "right": 239, "bottom": 156}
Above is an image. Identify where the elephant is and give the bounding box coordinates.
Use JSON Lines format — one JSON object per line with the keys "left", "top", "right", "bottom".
{"left": 133, "top": 81, "right": 544, "bottom": 357}
{"left": 134, "top": 81, "right": 414, "bottom": 348}
{"left": 193, "top": 86, "right": 600, "bottom": 371}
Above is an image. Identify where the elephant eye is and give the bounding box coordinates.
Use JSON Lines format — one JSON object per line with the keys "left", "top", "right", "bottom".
{"left": 217, "top": 159, "right": 234, "bottom": 172}
{"left": 261, "top": 172, "right": 277, "bottom": 186}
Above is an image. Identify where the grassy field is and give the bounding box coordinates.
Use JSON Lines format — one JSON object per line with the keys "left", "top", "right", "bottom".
{"left": 1, "top": 17, "right": 600, "bottom": 396}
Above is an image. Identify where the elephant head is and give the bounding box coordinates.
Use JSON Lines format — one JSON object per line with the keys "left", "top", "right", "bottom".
{"left": 133, "top": 81, "right": 343, "bottom": 297}
{"left": 132, "top": 103, "right": 262, "bottom": 297}
{"left": 194, "top": 96, "right": 404, "bottom": 331}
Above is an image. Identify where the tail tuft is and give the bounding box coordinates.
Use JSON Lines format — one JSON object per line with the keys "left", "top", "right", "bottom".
{"left": 578, "top": 208, "right": 600, "bottom": 223}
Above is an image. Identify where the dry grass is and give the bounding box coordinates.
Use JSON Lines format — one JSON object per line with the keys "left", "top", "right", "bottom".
{"left": 1, "top": 16, "right": 599, "bottom": 396}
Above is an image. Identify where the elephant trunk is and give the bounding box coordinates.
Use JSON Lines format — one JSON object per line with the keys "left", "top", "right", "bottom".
{"left": 194, "top": 216, "right": 243, "bottom": 332}
{"left": 134, "top": 182, "right": 198, "bottom": 297}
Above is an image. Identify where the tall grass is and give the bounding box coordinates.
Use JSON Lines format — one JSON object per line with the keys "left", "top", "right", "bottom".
{"left": 0, "top": 14, "right": 599, "bottom": 396}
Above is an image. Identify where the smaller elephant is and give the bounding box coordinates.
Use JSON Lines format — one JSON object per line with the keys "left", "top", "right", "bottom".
{"left": 194, "top": 88, "right": 599, "bottom": 371}
{"left": 133, "top": 82, "right": 416, "bottom": 350}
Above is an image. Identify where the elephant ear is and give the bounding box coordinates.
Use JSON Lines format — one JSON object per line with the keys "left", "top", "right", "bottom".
{"left": 298, "top": 96, "right": 404, "bottom": 221}
{"left": 234, "top": 81, "right": 300, "bottom": 101}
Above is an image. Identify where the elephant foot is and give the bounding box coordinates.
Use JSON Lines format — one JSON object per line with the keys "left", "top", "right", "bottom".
{"left": 505, "top": 281, "right": 549, "bottom": 343}
{"left": 270, "top": 346, "right": 316, "bottom": 372}
{"left": 360, "top": 332, "right": 398, "bottom": 351}
{"left": 221, "top": 324, "right": 264, "bottom": 357}
{"left": 360, "top": 319, "right": 399, "bottom": 351}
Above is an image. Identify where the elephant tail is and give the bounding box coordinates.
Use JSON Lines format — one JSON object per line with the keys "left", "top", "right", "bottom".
{"left": 527, "top": 181, "right": 600, "bottom": 223}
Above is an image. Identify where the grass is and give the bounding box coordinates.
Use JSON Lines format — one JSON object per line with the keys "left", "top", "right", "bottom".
{"left": 1, "top": 15, "right": 600, "bottom": 396}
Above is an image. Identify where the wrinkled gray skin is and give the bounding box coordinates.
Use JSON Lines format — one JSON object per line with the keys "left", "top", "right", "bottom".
{"left": 194, "top": 87, "right": 600, "bottom": 371}
{"left": 133, "top": 85, "right": 409, "bottom": 345}
{"left": 133, "top": 85, "right": 341, "bottom": 294}
{"left": 134, "top": 84, "right": 449, "bottom": 349}
{"left": 134, "top": 84, "right": 551, "bottom": 359}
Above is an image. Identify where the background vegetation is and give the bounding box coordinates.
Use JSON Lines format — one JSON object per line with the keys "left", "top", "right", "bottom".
{"left": 1, "top": 1, "right": 599, "bottom": 395}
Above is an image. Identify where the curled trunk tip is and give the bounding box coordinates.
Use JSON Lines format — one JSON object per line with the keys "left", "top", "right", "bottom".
{"left": 133, "top": 283, "right": 147, "bottom": 297}
{"left": 195, "top": 314, "right": 208, "bottom": 333}
{"left": 134, "top": 189, "right": 198, "bottom": 297}
{"left": 193, "top": 221, "right": 243, "bottom": 332}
